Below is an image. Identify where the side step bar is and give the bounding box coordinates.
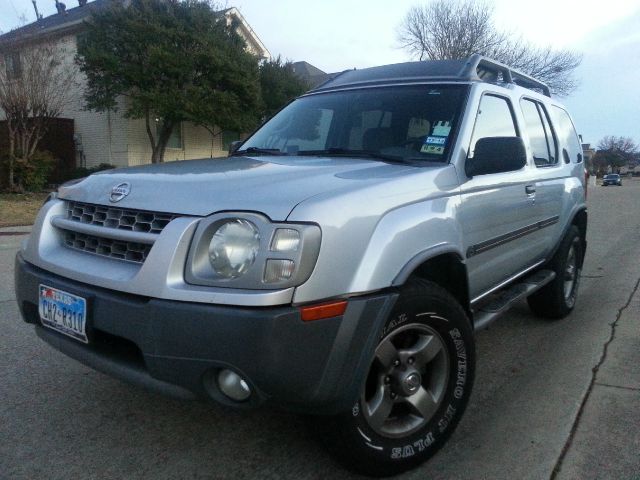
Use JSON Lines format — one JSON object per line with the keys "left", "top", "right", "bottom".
{"left": 473, "top": 269, "right": 556, "bottom": 331}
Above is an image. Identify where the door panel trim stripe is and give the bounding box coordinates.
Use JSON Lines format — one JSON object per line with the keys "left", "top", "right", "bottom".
{"left": 466, "top": 215, "right": 559, "bottom": 258}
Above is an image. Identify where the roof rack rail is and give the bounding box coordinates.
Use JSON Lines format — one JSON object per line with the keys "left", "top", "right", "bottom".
{"left": 459, "top": 54, "right": 551, "bottom": 97}
{"left": 313, "top": 68, "right": 354, "bottom": 91}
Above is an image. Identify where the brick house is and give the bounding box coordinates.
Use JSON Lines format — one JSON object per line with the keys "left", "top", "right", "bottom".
{"left": 0, "top": 0, "right": 271, "bottom": 169}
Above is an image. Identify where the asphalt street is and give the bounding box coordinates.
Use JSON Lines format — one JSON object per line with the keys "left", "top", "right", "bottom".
{"left": 1, "top": 179, "right": 639, "bottom": 479}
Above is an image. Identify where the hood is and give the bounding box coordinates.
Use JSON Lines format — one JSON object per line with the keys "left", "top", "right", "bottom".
{"left": 58, "top": 156, "right": 423, "bottom": 220}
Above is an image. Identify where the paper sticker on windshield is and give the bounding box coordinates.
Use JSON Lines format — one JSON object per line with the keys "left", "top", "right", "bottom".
{"left": 421, "top": 136, "right": 446, "bottom": 155}
{"left": 432, "top": 121, "right": 452, "bottom": 137}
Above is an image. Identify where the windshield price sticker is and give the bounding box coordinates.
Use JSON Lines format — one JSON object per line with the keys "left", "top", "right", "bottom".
{"left": 432, "top": 121, "right": 452, "bottom": 137}
{"left": 39, "top": 285, "right": 88, "bottom": 344}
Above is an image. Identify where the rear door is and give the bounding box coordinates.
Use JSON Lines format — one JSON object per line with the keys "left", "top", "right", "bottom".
{"left": 519, "top": 98, "right": 567, "bottom": 253}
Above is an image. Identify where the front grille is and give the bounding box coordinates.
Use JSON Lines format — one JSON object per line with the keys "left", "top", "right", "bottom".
{"left": 63, "top": 230, "right": 152, "bottom": 263}
{"left": 67, "top": 201, "right": 178, "bottom": 234}
{"left": 55, "top": 201, "right": 184, "bottom": 264}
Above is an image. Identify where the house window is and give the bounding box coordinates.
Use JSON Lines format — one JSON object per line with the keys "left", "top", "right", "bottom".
{"left": 167, "top": 123, "right": 183, "bottom": 149}
{"left": 4, "top": 52, "right": 21, "bottom": 79}
{"left": 157, "top": 122, "right": 183, "bottom": 149}
{"left": 222, "top": 130, "right": 240, "bottom": 151}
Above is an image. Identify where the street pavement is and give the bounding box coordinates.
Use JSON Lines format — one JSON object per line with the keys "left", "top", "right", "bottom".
{"left": 1, "top": 179, "right": 639, "bottom": 479}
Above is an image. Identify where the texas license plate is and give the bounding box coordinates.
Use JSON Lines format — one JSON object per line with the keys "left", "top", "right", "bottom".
{"left": 39, "top": 285, "right": 88, "bottom": 344}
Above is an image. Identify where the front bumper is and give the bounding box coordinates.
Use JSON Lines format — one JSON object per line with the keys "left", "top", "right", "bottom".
{"left": 15, "top": 253, "right": 397, "bottom": 414}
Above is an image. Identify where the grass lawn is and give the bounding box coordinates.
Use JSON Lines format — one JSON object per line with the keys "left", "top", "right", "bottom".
{"left": 0, "top": 192, "right": 51, "bottom": 227}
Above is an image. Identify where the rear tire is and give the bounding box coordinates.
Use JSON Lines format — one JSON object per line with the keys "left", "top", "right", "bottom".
{"left": 527, "top": 226, "right": 582, "bottom": 319}
{"left": 315, "top": 279, "right": 475, "bottom": 477}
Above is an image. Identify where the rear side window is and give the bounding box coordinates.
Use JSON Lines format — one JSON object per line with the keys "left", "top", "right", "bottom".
{"left": 552, "top": 106, "right": 583, "bottom": 163}
{"left": 469, "top": 94, "right": 517, "bottom": 158}
{"left": 520, "top": 99, "right": 557, "bottom": 167}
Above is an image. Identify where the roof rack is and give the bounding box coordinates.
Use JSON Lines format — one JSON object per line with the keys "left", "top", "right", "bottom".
{"left": 307, "top": 55, "right": 551, "bottom": 97}
{"left": 313, "top": 68, "right": 354, "bottom": 91}
{"left": 460, "top": 54, "right": 551, "bottom": 97}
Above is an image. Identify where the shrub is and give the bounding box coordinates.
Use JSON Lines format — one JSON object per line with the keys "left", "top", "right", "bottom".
{"left": 8, "top": 150, "right": 56, "bottom": 192}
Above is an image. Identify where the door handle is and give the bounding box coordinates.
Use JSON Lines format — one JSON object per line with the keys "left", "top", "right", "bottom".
{"left": 525, "top": 185, "right": 536, "bottom": 195}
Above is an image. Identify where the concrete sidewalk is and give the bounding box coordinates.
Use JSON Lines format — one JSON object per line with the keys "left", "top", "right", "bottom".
{"left": 555, "top": 279, "right": 640, "bottom": 479}
{"left": 0, "top": 225, "right": 32, "bottom": 233}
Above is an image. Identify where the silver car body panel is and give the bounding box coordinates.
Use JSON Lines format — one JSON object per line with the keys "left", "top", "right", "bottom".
{"left": 22, "top": 201, "right": 295, "bottom": 306}
{"left": 56, "top": 156, "right": 418, "bottom": 221}
{"left": 22, "top": 80, "right": 586, "bottom": 307}
{"left": 287, "top": 165, "right": 462, "bottom": 303}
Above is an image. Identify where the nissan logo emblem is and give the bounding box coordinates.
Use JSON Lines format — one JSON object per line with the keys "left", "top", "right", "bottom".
{"left": 109, "top": 182, "right": 131, "bottom": 203}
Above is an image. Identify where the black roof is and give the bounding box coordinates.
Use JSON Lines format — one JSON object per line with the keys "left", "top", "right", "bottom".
{"left": 314, "top": 60, "right": 468, "bottom": 90}
{"left": 0, "top": 0, "right": 108, "bottom": 44}
{"left": 310, "top": 55, "right": 551, "bottom": 97}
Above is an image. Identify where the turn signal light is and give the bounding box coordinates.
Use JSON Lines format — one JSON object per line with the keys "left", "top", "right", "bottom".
{"left": 300, "top": 300, "right": 348, "bottom": 322}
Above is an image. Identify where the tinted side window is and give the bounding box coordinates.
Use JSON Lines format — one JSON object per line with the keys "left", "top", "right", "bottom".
{"left": 469, "top": 95, "right": 517, "bottom": 158}
{"left": 552, "top": 106, "right": 583, "bottom": 163}
{"left": 538, "top": 104, "right": 557, "bottom": 164}
{"left": 520, "top": 99, "right": 557, "bottom": 166}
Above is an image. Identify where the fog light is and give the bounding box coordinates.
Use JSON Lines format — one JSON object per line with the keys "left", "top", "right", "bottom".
{"left": 217, "top": 369, "right": 251, "bottom": 402}
{"left": 263, "top": 259, "right": 295, "bottom": 283}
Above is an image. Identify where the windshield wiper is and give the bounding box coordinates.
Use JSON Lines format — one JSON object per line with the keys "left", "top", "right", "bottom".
{"left": 297, "top": 148, "right": 408, "bottom": 164}
{"left": 232, "top": 147, "right": 282, "bottom": 156}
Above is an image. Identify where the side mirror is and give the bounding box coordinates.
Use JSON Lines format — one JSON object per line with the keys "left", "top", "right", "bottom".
{"left": 228, "top": 140, "right": 243, "bottom": 155}
{"left": 466, "top": 136, "right": 527, "bottom": 177}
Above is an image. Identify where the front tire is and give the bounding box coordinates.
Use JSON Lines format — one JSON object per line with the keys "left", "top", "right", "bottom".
{"left": 316, "top": 279, "right": 475, "bottom": 477}
{"left": 527, "top": 225, "right": 583, "bottom": 319}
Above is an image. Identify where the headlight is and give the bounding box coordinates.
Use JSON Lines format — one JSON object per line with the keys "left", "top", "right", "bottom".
{"left": 185, "top": 213, "right": 321, "bottom": 289}
{"left": 208, "top": 219, "right": 260, "bottom": 278}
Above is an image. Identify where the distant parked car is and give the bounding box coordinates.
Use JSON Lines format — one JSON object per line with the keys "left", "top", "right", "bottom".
{"left": 602, "top": 174, "right": 622, "bottom": 186}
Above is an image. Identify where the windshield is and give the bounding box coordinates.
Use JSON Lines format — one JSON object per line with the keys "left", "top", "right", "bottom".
{"left": 239, "top": 85, "right": 468, "bottom": 163}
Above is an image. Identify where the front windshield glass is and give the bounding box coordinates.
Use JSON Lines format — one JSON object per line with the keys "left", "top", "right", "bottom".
{"left": 239, "top": 85, "right": 468, "bottom": 163}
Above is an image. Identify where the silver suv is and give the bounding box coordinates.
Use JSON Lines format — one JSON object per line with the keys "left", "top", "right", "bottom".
{"left": 15, "top": 55, "right": 587, "bottom": 476}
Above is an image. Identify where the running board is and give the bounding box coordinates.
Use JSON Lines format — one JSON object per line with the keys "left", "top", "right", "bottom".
{"left": 473, "top": 269, "right": 556, "bottom": 331}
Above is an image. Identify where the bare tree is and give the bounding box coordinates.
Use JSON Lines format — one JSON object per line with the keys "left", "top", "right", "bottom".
{"left": 491, "top": 41, "right": 582, "bottom": 97}
{"left": 0, "top": 36, "right": 76, "bottom": 190}
{"left": 597, "top": 135, "right": 638, "bottom": 156}
{"left": 590, "top": 136, "right": 638, "bottom": 174}
{"left": 600, "top": 136, "right": 638, "bottom": 164}
{"left": 398, "top": 1, "right": 507, "bottom": 61}
{"left": 397, "top": 0, "right": 582, "bottom": 96}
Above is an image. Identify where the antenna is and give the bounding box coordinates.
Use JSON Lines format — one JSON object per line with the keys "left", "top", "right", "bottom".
{"left": 31, "top": 0, "right": 43, "bottom": 20}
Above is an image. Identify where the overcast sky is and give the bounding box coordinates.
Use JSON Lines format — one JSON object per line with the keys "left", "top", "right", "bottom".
{"left": 2, "top": 0, "right": 639, "bottom": 146}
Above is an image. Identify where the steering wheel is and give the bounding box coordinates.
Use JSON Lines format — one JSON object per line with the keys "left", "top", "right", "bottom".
{"left": 397, "top": 136, "right": 427, "bottom": 150}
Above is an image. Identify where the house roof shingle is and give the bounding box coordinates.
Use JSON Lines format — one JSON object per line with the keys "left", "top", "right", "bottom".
{"left": 0, "top": 0, "right": 109, "bottom": 44}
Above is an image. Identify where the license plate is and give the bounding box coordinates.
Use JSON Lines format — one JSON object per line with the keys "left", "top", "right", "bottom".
{"left": 39, "top": 285, "right": 88, "bottom": 344}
